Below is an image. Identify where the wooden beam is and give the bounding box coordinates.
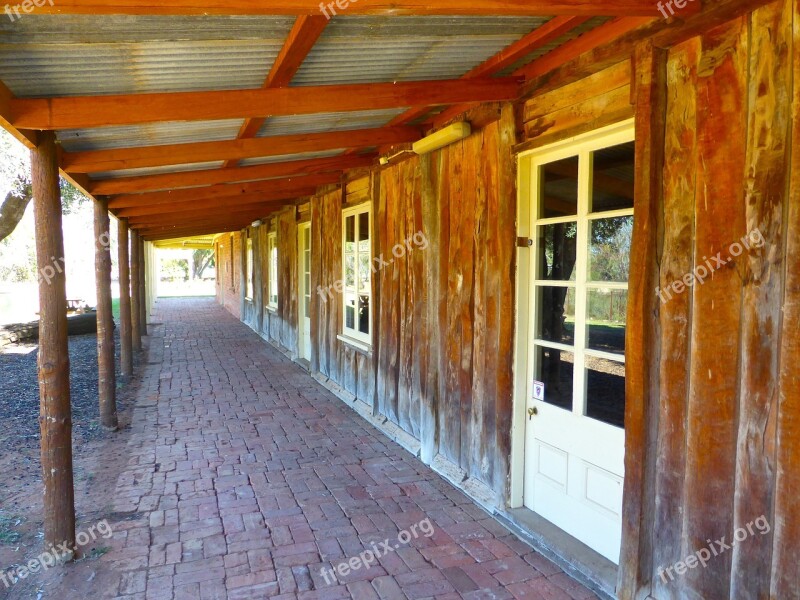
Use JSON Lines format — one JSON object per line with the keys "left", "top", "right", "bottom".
{"left": 0, "top": 80, "right": 37, "bottom": 149}
{"left": 34, "top": 0, "right": 664, "bottom": 17}
{"left": 93, "top": 197, "right": 118, "bottom": 431}
{"left": 388, "top": 16, "right": 590, "bottom": 127}
{"left": 92, "top": 154, "right": 374, "bottom": 195}
{"left": 128, "top": 205, "right": 279, "bottom": 228}
{"left": 143, "top": 224, "right": 250, "bottom": 242}
{"left": 108, "top": 172, "right": 336, "bottom": 209}
{"left": 12, "top": 78, "right": 522, "bottom": 130}
{"left": 64, "top": 127, "right": 418, "bottom": 173}
{"left": 30, "top": 130, "right": 76, "bottom": 556}
{"left": 230, "top": 15, "right": 329, "bottom": 159}
{"left": 115, "top": 196, "right": 300, "bottom": 219}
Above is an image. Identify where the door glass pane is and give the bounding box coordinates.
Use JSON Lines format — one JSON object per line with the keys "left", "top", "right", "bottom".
{"left": 587, "top": 290, "right": 627, "bottom": 355}
{"left": 588, "top": 216, "right": 632, "bottom": 282}
{"left": 540, "top": 156, "right": 579, "bottom": 218}
{"left": 590, "top": 141, "right": 635, "bottom": 213}
{"left": 535, "top": 346, "right": 573, "bottom": 411}
{"left": 585, "top": 357, "right": 626, "bottom": 428}
{"left": 536, "top": 223, "right": 578, "bottom": 281}
{"left": 535, "top": 286, "right": 575, "bottom": 346}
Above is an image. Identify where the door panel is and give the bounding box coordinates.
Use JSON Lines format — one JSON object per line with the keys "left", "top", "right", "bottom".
{"left": 520, "top": 124, "right": 634, "bottom": 564}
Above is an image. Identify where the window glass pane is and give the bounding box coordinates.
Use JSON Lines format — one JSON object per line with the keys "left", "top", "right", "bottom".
{"left": 535, "top": 346, "right": 573, "bottom": 411}
{"left": 358, "top": 211, "right": 370, "bottom": 249}
{"left": 590, "top": 141, "right": 635, "bottom": 213}
{"left": 585, "top": 357, "right": 626, "bottom": 428}
{"left": 587, "top": 290, "right": 627, "bottom": 355}
{"left": 589, "top": 217, "right": 632, "bottom": 282}
{"left": 540, "top": 157, "right": 579, "bottom": 218}
{"left": 345, "top": 299, "right": 356, "bottom": 330}
{"left": 344, "top": 254, "right": 356, "bottom": 288}
{"left": 536, "top": 223, "right": 577, "bottom": 281}
{"left": 535, "top": 286, "right": 575, "bottom": 346}
{"left": 358, "top": 254, "right": 371, "bottom": 291}
{"left": 305, "top": 297, "right": 311, "bottom": 317}
{"left": 345, "top": 216, "right": 356, "bottom": 253}
{"left": 358, "top": 295, "right": 370, "bottom": 335}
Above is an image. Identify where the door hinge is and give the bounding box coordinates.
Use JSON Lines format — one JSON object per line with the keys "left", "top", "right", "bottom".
{"left": 516, "top": 237, "right": 533, "bottom": 248}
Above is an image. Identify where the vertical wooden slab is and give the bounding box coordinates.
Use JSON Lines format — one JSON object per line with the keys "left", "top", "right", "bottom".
{"left": 683, "top": 17, "right": 748, "bottom": 598}
{"left": 771, "top": 0, "right": 800, "bottom": 595}
{"left": 492, "top": 104, "right": 518, "bottom": 496}
{"left": 651, "top": 37, "right": 698, "bottom": 600}
{"left": 618, "top": 42, "right": 666, "bottom": 600}
{"left": 130, "top": 229, "right": 142, "bottom": 352}
{"left": 731, "top": 1, "right": 790, "bottom": 597}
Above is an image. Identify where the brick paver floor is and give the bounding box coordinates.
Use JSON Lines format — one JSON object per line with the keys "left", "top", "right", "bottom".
{"left": 103, "top": 297, "right": 599, "bottom": 600}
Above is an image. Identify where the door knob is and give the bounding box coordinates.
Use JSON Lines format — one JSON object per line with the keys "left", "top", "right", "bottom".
{"left": 528, "top": 407, "right": 538, "bottom": 419}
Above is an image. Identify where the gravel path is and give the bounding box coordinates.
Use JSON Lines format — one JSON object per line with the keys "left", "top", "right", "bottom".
{"left": 0, "top": 332, "right": 125, "bottom": 476}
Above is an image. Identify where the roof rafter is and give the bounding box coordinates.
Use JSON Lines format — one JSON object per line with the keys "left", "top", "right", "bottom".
{"left": 11, "top": 78, "right": 522, "bottom": 130}
{"left": 63, "top": 127, "right": 418, "bottom": 173}
{"left": 107, "top": 172, "right": 338, "bottom": 209}
{"left": 91, "top": 154, "right": 374, "bottom": 195}
{"left": 33, "top": 0, "right": 665, "bottom": 17}
{"left": 227, "top": 15, "right": 330, "bottom": 168}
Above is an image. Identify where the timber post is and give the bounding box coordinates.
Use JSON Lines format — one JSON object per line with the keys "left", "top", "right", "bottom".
{"left": 118, "top": 218, "right": 133, "bottom": 376}
{"left": 130, "top": 229, "right": 142, "bottom": 351}
{"left": 31, "top": 130, "right": 76, "bottom": 556}
{"left": 138, "top": 236, "right": 147, "bottom": 337}
{"left": 94, "top": 197, "right": 118, "bottom": 431}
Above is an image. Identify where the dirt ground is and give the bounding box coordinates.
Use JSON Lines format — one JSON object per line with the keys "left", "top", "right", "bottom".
{"left": 0, "top": 334, "right": 142, "bottom": 600}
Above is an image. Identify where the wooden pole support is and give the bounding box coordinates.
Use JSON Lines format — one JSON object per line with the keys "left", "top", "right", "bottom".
{"left": 94, "top": 197, "right": 118, "bottom": 431}
{"left": 130, "top": 230, "right": 142, "bottom": 351}
{"left": 118, "top": 218, "right": 133, "bottom": 376}
{"left": 30, "top": 130, "right": 76, "bottom": 556}
{"left": 138, "top": 237, "right": 147, "bottom": 337}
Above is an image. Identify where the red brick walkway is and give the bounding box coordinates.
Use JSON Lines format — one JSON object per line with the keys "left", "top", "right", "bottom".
{"left": 104, "top": 298, "right": 598, "bottom": 600}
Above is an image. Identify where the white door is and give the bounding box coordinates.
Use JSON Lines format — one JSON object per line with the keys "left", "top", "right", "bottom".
{"left": 519, "top": 122, "right": 634, "bottom": 564}
{"left": 298, "top": 223, "right": 312, "bottom": 362}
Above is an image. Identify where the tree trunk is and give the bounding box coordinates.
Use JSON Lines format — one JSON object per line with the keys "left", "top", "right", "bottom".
{"left": 0, "top": 184, "right": 32, "bottom": 242}
{"left": 31, "top": 131, "right": 76, "bottom": 557}
{"left": 94, "top": 198, "right": 118, "bottom": 431}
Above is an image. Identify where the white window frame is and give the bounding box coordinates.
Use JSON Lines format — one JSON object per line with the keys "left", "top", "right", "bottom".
{"left": 268, "top": 232, "right": 278, "bottom": 310}
{"left": 339, "top": 204, "right": 372, "bottom": 349}
{"left": 245, "top": 237, "right": 254, "bottom": 301}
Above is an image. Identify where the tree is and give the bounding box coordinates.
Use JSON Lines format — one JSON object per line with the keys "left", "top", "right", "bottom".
{"left": 0, "top": 128, "right": 87, "bottom": 243}
{"left": 192, "top": 250, "right": 215, "bottom": 280}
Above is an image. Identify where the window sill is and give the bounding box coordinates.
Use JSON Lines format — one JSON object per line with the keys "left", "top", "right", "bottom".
{"left": 337, "top": 334, "right": 372, "bottom": 355}
{"left": 266, "top": 305, "right": 278, "bottom": 314}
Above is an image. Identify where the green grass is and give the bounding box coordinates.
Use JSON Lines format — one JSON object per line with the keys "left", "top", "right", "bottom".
{"left": 0, "top": 514, "right": 23, "bottom": 545}
{"left": 112, "top": 298, "right": 120, "bottom": 321}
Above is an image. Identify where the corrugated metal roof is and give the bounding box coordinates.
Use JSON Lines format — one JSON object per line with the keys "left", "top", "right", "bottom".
{"left": 257, "top": 109, "right": 407, "bottom": 137}
{"left": 90, "top": 161, "right": 226, "bottom": 181}
{"left": 58, "top": 119, "right": 243, "bottom": 152}
{"left": 239, "top": 150, "right": 345, "bottom": 167}
{"left": 293, "top": 16, "right": 551, "bottom": 85}
{"left": 497, "top": 17, "right": 613, "bottom": 75}
{"left": 0, "top": 15, "right": 294, "bottom": 97}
